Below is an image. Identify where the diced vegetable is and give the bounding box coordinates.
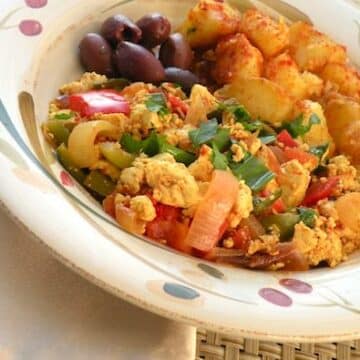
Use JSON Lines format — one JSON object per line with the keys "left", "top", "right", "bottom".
{"left": 186, "top": 170, "right": 239, "bottom": 252}
{"left": 212, "top": 128, "right": 231, "bottom": 152}
{"left": 261, "top": 213, "right": 300, "bottom": 241}
{"left": 56, "top": 144, "right": 86, "bottom": 183}
{"left": 253, "top": 189, "right": 282, "bottom": 215}
{"left": 211, "top": 143, "right": 228, "bottom": 170}
{"left": 84, "top": 170, "right": 116, "bottom": 197}
{"left": 99, "top": 142, "right": 135, "bottom": 169}
{"left": 283, "top": 113, "right": 320, "bottom": 138}
{"left": 298, "top": 207, "right": 317, "bottom": 228}
{"left": 145, "top": 93, "right": 170, "bottom": 116}
{"left": 68, "top": 90, "right": 130, "bottom": 117}
{"left": 167, "top": 93, "right": 189, "bottom": 116}
{"left": 103, "top": 193, "right": 116, "bottom": 218}
{"left": 229, "top": 226, "right": 251, "bottom": 251}
{"left": 302, "top": 176, "right": 339, "bottom": 206}
{"left": 115, "top": 203, "right": 145, "bottom": 235}
{"left": 283, "top": 147, "right": 319, "bottom": 167}
{"left": 120, "top": 132, "right": 196, "bottom": 165}
{"left": 46, "top": 120, "right": 70, "bottom": 146}
{"left": 54, "top": 112, "right": 75, "bottom": 120}
{"left": 259, "top": 134, "right": 276, "bottom": 145}
{"left": 230, "top": 155, "right": 275, "bottom": 192}
{"left": 309, "top": 143, "right": 329, "bottom": 160}
{"left": 68, "top": 120, "right": 120, "bottom": 168}
{"left": 277, "top": 129, "right": 298, "bottom": 148}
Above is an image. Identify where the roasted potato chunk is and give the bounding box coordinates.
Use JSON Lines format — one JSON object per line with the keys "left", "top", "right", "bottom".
{"left": 324, "top": 96, "right": 360, "bottom": 163}
{"left": 289, "top": 22, "right": 347, "bottom": 72}
{"left": 240, "top": 9, "right": 289, "bottom": 58}
{"left": 179, "top": 0, "right": 241, "bottom": 48}
{"left": 265, "top": 52, "right": 307, "bottom": 100}
{"left": 292, "top": 100, "right": 334, "bottom": 150}
{"left": 301, "top": 71, "right": 324, "bottom": 99}
{"left": 320, "top": 63, "right": 360, "bottom": 100}
{"left": 216, "top": 77, "right": 293, "bottom": 126}
{"left": 213, "top": 33, "right": 264, "bottom": 85}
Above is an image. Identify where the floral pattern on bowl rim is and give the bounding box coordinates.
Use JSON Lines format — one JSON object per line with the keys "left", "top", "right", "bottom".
{"left": 1, "top": 0, "right": 360, "bottom": 342}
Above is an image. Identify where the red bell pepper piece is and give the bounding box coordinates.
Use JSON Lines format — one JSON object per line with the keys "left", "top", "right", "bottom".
{"left": 302, "top": 176, "right": 340, "bottom": 206}
{"left": 68, "top": 90, "right": 130, "bottom": 117}
{"left": 277, "top": 130, "right": 298, "bottom": 148}
{"left": 167, "top": 93, "right": 189, "bottom": 116}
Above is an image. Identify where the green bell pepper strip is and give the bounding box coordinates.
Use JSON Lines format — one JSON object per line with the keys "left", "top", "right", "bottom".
{"left": 160, "top": 142, "right": 196, "bottom": 166}
{"left": 99, "top": 142, "right": 135, "bottom": 169}
{"left": 253, "top": 189, "right": 282, "bottom": 215}
{"left": 261, "top": 213, "right": 300, "bottom": 241}
{"left": 56, "top": 144, "right": 86, "bottom": 183}
{"left": 46, "top": 120, "right": 70, "bottom": 146}
{"left": 83, "top": 170, "right": 116, "bottom": 197}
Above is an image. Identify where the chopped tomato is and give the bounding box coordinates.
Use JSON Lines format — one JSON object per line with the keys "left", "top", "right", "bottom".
{"left": 272, "top": 198, "right": 286, "bottom": 213}
{"left": 186, "top": 170, "right": 239, "bottom": 252}
{"left": 146, "top": 219, "right": 192, "bottom": 254}
{"left": 68, "top": 90, "right": 130, "bottom": 117}
{"left": 230, "top": 226, "right": 251, "bottom": 251}
{"left": 262, "top": 145, "right": 281, "bottom": 174}
{"left": 103, "top": 193, "right": 116, "bottom": 218}
{"left": 302, "top": 176, "right": 340, "bottom": 206}
{"left": 284, "top": 147, "right": 319, "bottom": 167}
{"left": 277, "top": 130, "right": 298, "bottom": 148}
{"left": 167, "top": 93, "right": 189, "bottom": 116}
{"left": 154, "top": 202, "right": 181, "bottom": 221}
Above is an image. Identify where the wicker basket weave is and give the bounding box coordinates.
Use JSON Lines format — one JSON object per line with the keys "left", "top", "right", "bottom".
{"left": 196, "top": 330, "right": 360, "bottom": 360}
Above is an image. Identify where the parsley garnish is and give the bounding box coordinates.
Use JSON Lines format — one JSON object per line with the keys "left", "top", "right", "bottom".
{"left": 145, "top": 93, "right": 170, "bottom": 116}
{"left": 211, "top": 143, "right": 229, "bottom": 170}
{"left": 189, "top": 119, "right": 218, "bottom": 147}
{"left": 298, "top": 207, "right": 317, "bottom": 228}
{"left": 54, "top": 112, "right": 74, "bottom": 120}
{"left": 283, "top": 113, "right": 321, "bottom": 138}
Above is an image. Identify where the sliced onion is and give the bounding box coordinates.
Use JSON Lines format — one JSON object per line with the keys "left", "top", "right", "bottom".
{"left": 115, "top": 203, "right": 145, "bottom": 235}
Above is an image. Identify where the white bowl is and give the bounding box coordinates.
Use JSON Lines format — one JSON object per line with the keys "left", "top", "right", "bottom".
{"left": 1, "top": 0, "right": 360, "bottom": 342}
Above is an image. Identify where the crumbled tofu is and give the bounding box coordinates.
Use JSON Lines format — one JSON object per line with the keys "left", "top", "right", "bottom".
{"left": 278, "top": 159, "right": 311, "bottom": 207}
{"left": 317, "top": 200, "right": 339, "bottom": 221}
{"left": 60, "top": 72, "right": 107, "bottom": 95}
{"left": 293, "top": 222, "right": 343, "bottom": 267}
{"left": 115, "top": 193, "right": 130, "bottom": 206}
{"left": 228, "top": 181, "right": 253, "bottom": 228}
{"left": 118, "top": 162, "right": 145, "bottom": 195}
{"left": 248, "top": 234, "right": 279, "bottom": 255}
{"left": 130, "top": 196, "right": 156, "bottom": 222}
{"left": 188, "top": 145, "right": 214, "bottom": 182}
{"left": 328, "top": 155, "right": 359, "bottom": 192}
{"left": 231, "top": 144, "right": 245, "bottom": 162}
{"left": 163, "top": 124, "right": 195, "bottom": 150}
{"left": 130, "top": 103, "right": 162, "bottom": 136}
{"left": 90, "top": 160, "right": 121, "bottom": 181}
{"left": 243, "top": 135, "right": 262, "bottom": 155}
{"left": 226, "top": 123, "right": 251, "bottom": 141}
{"left": 145, "top": 155, "right": 200, "bottom": 208}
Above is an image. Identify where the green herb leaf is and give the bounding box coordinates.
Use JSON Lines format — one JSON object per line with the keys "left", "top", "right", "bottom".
{"left": 283, "top": 113, "right": 321, "bottom": 138}
{"left": 211, "top": 143, "right": 229, "bottom": 170}
{"left": 141, "top": 132, "right": 163, "bottom": 156}
{"left": 309, "top": 143, "right": 329, "bottom": 160}
{"left": 145, "top": 93, "right": 170, "bottom": 116}
{"left": 253, "top": 189, "right": 282, "bottom": 215}
{"left": 160, "top": 142, "right": 196, "bottom": 166}
{"left": 120, "top": 133, "right": 143, "bottom": 154}
{"left": 189, "top": 119, "right": 218, "bottom": 147}
{"left": 54, "top": 112, "right": 74, "bottom": 120}
{"left": 297, "top": 207, "right": 317, "bottom": 228}
{"left": 212, "top": 128, "right": 231, "bottom": 152}
{"left": 230, "top": 155, "right": 275, "bottom": 192}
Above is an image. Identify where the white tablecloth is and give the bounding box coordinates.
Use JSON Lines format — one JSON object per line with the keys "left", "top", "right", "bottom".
{"left": 0, "top": 207, "right": 196, "bottom": 359}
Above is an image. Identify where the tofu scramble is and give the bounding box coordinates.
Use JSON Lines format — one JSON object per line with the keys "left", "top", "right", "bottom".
{"left": 43, "top": 0, "right": 360, "bottom": 271}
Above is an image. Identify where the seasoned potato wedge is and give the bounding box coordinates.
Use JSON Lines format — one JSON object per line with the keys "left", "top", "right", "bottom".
{"left": 216, "top": 77, "right": 294, "bottom": 126}
{"left": 292, "top": 100, "right": 334, "bottom": 150}
{"left": 213, "top": 33, "right": 264, "bottom": 84}
{"left": 301, "top": 71, "right": 324, "bottom": 99}
{"left": 289, "top": 22, "right": 347, "bottom": 72}
{"left": 179, "top": 0, "right": 241, "bottom": 48}
{"left": 320, "top": 63, "right": 360, "bottom": 100}
{"left": 335, "top": 193, "right": 360, "bottom": 232}
{"left": 265, "top": 52, "right": 307, "bottom": 100}
{"left": 324, "top": 96, "right": 360, "bottom": 163}
{"left": 240, "top": 9, "right": 289, "bottom": 58}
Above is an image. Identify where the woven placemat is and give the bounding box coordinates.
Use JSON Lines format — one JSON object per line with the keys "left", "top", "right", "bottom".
{"left": 196, "top": 329, "right": 360, "bottom": 360}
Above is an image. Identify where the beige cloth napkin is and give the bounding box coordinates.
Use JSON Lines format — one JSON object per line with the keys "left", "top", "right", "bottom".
{"left": 0, "top": 207, "right": 196, "bottom": 360}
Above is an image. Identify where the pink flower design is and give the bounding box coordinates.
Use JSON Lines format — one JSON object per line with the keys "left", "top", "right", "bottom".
{"left": 19, "top": 19, "right": 42, "bottom": 36}
{"left": 25, "top": 0, "right": 48, "bottom": 9}
{"left": 60, "top": 171, "right": 74, "bottom": 187}
{"left": 259, "top": 288, "right": 292, "bottom": 307}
